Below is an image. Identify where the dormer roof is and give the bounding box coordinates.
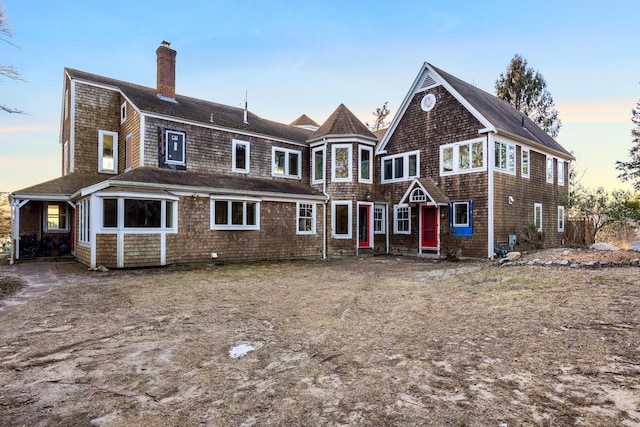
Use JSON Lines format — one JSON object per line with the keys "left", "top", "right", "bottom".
{"left": 309, "top": 104, "right": 377, "bottom": 143}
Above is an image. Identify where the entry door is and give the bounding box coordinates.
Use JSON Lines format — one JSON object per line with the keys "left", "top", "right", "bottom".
{"left": 358, "top": 204, "right": 371, "bottom": 248}
{"left": 421, "top": 206, "right": 438, "bottom": 248}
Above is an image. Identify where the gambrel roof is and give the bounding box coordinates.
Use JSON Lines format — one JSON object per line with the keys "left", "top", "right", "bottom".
{"left": 65, "top": 68, "right": 313, "bottom": 144}
{"left": 309, "top": 104, "right": 376, "bottom": 142}
{"left": 378, "top": 63, "right": 574, "bottom": 160}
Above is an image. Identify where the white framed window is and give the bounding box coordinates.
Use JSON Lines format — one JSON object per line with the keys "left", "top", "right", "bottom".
{"left": 495, "top": 140, "right": 516, "bottom": 174}
{"left": 165, "top": 129, "right": 186, "bottom": 166}
{"left": 332, "top": 144, "right": 352, "bottom": 182}
{"left": 98, "top": 130, "right": 118, "bottom": 173}
{"left": 297, "top": 202, "right": 316, "bottom": 234}
{"left": 534, "top": 203, "right": 543, "bottom": 232}
{"left": 312, "top": 146, "right": 325, "bottom": 184}
{"left": 546, "top": 156, "right": 554, "bottom": 183}
{"left": 557, "top": 159, "right": 565, "bottom": 186}
{"left": 63, "top": 140, "right": 69, "bottom": 174}
{"left": 558, "top": 206, "right": 565, "bottom": 232}
{"left": 359, "top": 145, "right": 373, "bottom": 183}
{"left": 382, "top": 150, "right": 419, "bottom": 183}
{"left": 374, "top": 205, "right": 386, "bottom": 234}
{"left": 440, "top": 138, "right": 485, "bottom": 175}
{"left": 211, "top": 197, "right": 260, "bottom": 230}
{"left": 272, "top": 146, "right": 301, "bottom": 179}
{"left": 393, "top": 205, "right": 410, "bottom": 235}
{"left": 120, "top": 102, "right": 127, "bottom": 123}
{"left": 450, "top": 201, "right": 473, "bottom": 236}
{"left": 101, "top": 196, "right": 177, "bottom": 232}
{"left": 332, "top": 200, "right": 352, "bottom": 238}
{"left": 78, "top": 199, "right": 90, "bottom": 245}
{"left": 521, "top": 148, "right": 530, "bottom": 178}
{"left": 44, "top": 202, "right": 69, "bottom": 232}
{"left": 232, "top": 139, "right": 250, "bottom": 173}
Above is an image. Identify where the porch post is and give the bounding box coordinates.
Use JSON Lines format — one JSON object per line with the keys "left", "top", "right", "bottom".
{"left": 9, "top": 199, "right": 29, "bottom": 264}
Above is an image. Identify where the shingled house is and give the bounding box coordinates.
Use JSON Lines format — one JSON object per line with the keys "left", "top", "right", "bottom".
{"left": 10, "top": 42, "right": 573, "bottom": 267}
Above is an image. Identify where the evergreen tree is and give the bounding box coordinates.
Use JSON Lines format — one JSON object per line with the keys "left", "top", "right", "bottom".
{"left": 495, "top": 54, "right": 561, "bottom": 137}
{"left": 616, "top": 98, "right": 640, "bottom": 192}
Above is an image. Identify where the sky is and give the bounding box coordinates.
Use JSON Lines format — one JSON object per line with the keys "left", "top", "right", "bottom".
{"left": 0, "top": 0, "right": 638, "bottom": 193}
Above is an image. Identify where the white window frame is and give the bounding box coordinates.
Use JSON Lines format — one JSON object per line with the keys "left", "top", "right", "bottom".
{"left": 210, "top": 197, "right": 260, "bottom": 230}
{"left": 521, "top": 148, "right": 530, "bottom": 178}
{"left": 232, "top": 139, "right": 250, "bottom": 174}
{"left": 534, "top": 203, "right": 543, "bottom": 232}
{"left": 546, "top": 156, "right": 554, "bottom": 184}
{"left": 63, "top": 140, "right": 69, "bottom": 174}
{"left": 164, "top": 129, "right": 186, "bottom": 166}
{"left": 331, "top": 200, "right": 352, "bottom": 239}
{"left": 381, "top": 150, "right": 420, "bottom": 183}
{"left": 452, "top": 202, "right": 470, "bottom": 227}
{"left": 439, "top": 138, "right": 485, "bottom": 176}
{"left": 358, "top": 145, "right": 373, "bottom": 183}
{"left": 557, "top": 159, "right": 565, "bottom": 186}
{"left": 332, "top": 144, "right": 353, "bottom": 183}
{"left": 297, "top": 202, "right": 316, "bottom": 235}
{"left": 495, "top": 140, "right": 516, "bottom": 174}
{"left": 120, "top": 102, "right": 127, "bottom": 123}
{"left": 272, "top": 146, "right": 302, "bottom": 179}
{"left": 558, "top": 206, "right": 565, "bottom": 232}
{"left": 374, "top": 205, "right": 386, "bottom": 234}
{"left": 312, "top": 146, "right": 325, "bottom": 184}
{"left": 393, "top": 204, "right": 411, "bottom": 235}
{"left": 98, "top": 130, "right": 118, "bottom": 174}
{"left": 78, "top": 198, "right": 90, "bottom": 245}
{"left": 100, "top": 195, "right": 178, "bottom": 233}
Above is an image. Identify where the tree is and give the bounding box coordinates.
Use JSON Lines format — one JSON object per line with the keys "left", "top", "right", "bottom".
{"left": 495, "top": 54, "right": 561, "bottom": 138}
{"left": 1, "top": 4, "right": 25, "bottom": 114}
{"left": 366, "top": 101, "right": 390, "bottom": 131}
{"left": 615, "top": 97, "right": 640, "bottom": 191}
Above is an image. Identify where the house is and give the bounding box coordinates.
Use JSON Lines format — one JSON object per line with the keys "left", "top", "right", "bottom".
{"left": 10, "top": 42, "right": 573, "bottom": 267}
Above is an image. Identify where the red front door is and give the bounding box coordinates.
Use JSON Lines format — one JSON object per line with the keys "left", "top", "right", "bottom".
{"left": 358, "top": 204, "right": 371, "bottom": 248}
{"left": 421, "top": 206, "right": 438, "bottom": 248}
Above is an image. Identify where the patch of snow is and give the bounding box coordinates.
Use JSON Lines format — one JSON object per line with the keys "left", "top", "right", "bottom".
{"left": 590, "top": 242, "right": 620, "bottom": 251}
{"left": 630, "top": 242, "right": 640, "bottom": 252}
{"left": 229, "top": 343, "right": 255, "bottom": 359}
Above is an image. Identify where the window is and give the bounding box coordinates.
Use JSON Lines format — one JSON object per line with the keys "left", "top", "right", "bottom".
{"left": 232, "top": 139, "right": 250, "bottom": 173}
{"left": 44, "top": 202, "right": 69, "bottom": 232}
{"left": 312, "top": 146, "right": 325, "bottom": 183}
{"left": 165, "top": 129, "right": 186, "bottom": 166}
{"left": 557, "top": 159, "right": 564, "bottom": 186}
{"left": 272, "top": 147, "right": 301, "bottom": 179}
{"left": 382, "top": 151, "right": 419, "bottom": 183}
{"left": 99, "top": 130, "right": 118, "bottom": 173}
{"left": 359, "top": 145, "right": 373, "bottom": 183}
{"left": 101, "top": 197, "right": 177, "bottom": 231}
{"left": 558, "top": 206, "right": 565, "bottom": 232}
{"left": 125, "top": 133, "right": 133, "bottom": 171}
{"left": 63, "top": 141, "right": 69, "bottom": 174}
{"left": 332, "top": 201, "right": 352, "bottom": 238}
{"left": 440, "top": 139, "right": 484, "bottom": 175}
{"left": 410, "top": 188, "right": 427, "bottom": 203}
{"left": 125, "top": 199, "right": 161, "bottom": 228}
{"left": 120, "top": 102, "right": 127, "bottom": 123}
{"left": 78, "top": 199, "right": 90, "bottom": 244}
{"left": 546, "top": 156, "right": 554, "bottom": 183}
{"left": 534, "top": 203, "right": 543, "bottom": 232}
{"left": 450, "top": 201, "right": 473, "bottom": 236}
{"left": 521, "top": 148, "right": 530, "bottom": 178}
{"left": 332, "top": 144, "right": 352, "bottom": 182}
{"left": 374, "top": 205, "right": 386, "bottom": 234}
{"left": 211, "top": 198, "right": 259, "bottom": 230}
{"left": 495, "top": 140, "right": 515, "bottom": 174}
{"left": 64, "top": 89, "right": 69, "bottom": 120}
{"left": 394, "top": 205, "right": 410, "bottom": 234}
{"left": 297, "top": 203, "right": 316, "bottom": 234}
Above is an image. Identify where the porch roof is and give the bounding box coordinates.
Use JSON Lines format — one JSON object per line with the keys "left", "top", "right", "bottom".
{"left": 417, "top": 178, "right": 449, "bottom": 205}
{"left": 11, "top": 174, "right": 109, "bottom": 200}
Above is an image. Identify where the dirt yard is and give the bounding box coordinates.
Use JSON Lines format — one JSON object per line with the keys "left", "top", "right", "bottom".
{"left": 1, "top": 254, "right": 639, "bottom": 426}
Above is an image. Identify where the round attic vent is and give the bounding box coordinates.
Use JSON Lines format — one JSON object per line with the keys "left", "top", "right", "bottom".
{"left": 420, "top": 93, "right": 436, "bottom": 112}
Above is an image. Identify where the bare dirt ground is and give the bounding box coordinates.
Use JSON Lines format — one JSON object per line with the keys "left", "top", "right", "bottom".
{"left": 1, "top": 252, "right": 639, "bottom": 427}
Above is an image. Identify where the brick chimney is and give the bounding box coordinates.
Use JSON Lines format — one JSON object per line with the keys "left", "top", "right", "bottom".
{"left": 156, "top": 41, "right": 176, "bottom": 100}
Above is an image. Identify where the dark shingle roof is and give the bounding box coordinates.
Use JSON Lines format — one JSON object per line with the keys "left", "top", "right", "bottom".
{"left": 12, "top": 174, "right": 109, "bottom": 198}
{"left": 310, "top": 104, "right": 376, "bottom": 141}
{"left": 430, "top": 64, "right": 573, "bottom": 159}
{"left": 66, "top": 68, "right": 313, "bottom": 144}
{"left": 290, "top": 114, "right": 319, "bottom": 127}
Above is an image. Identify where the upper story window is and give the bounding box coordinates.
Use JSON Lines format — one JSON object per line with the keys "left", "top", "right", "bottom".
{"left": 521, "top": 148, "right": 530, "bottom": 178}
{"left": 359, "top": 145, "right": 373, "bottom": 183}
{"left": 557, "top": 159, "right": 565, "bottom": 186}
{"left": 332, "top": 144, "right": 352, "bottom": 182}
{"left": 120, "top": 102, "right": 127, "bottom": 123}
{"left": 382, "top": 150, "right": 419, "bottom": 183}
{"left": 546, "top": 156, "right": 554, "bottom": 183}
{"left": 273, "top": 146, "right": 301, "bottom": 179}
{"left": 312, "top": 146, "right": 325, "bottom": 184}
{"left": 98, "top": 130, "right": 118, "bottom": 173}
{"left": 165, "top": 129, "right": 186, "bottom": 166}
{"left": 44, "top": 202, "right": 69, "bottom": 232}
{"left": 441, "top": 139, "right": 484, "bottom": 175}
{"left": 211, "top": 197, "right": 260, "bottom": 230}
{"left": 125, "top": 133, "right": 133, "bottom": 171}
{"left": 232, "top": 139, "right": 250, "bottom": 173}
{"left": 495, "top": 140, "right": 515, "bottom": 174}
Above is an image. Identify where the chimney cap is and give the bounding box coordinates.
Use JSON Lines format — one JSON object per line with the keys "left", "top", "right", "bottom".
{"left": 161, "top": 40, "right": 171, "bottom": 47}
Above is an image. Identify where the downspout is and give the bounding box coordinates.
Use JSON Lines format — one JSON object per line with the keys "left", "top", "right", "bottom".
{"left": 322, "top": 138, "right": 328, "bottom": 260}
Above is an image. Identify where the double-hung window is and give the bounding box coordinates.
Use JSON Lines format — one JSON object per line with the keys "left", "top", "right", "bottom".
{"left": 382, "top": 151, "right": 419, "bottom": 183}
{"left": 312, "top": 146, "right": 325, "bottom": 184}
{"left": 557, "top": 160, "right": 564, "bottom": 186}
{"left": 44, "top": 202, "right": 69, "bottom": 232}
{"left": 165, "top": 129, "right": 186, "bottom": 166}
{"left": 297, "top": 202, "right": 316, "bottom": 234}
{"left": 211, "top": 198, "right": 260, "bottom": 230}
{"left": 374, "top": 205, "right": 386, "bottom": 234}
{"left": 332, "top": 201, "right": 352, "bottom": 238}
{"left": 495, "top": 140, "right": 515, "bottom": 174}
{"left": 521, "top": 148, "right": 530, "bottom": 178}
{"left": 232, "top": 139, "right": 250, "bottom": 173}
{"left": 359, "top": 145, "right": 373, "bottom": 183}
{"left": 546, "top": 156, "right": 554, "bottom": 183}
{"left": 558, "top": 206, "right": 565, "bottom": 232}
{"left": 534, "top": 203, "right": 543, "bottom": 232}
{"left": 393, "top": 205, "right": 410, "bottom": 234}
{"left": 98, "top": 130, "right": 118, "bottom": 173}
{"left": 332, "top": 144, "right": 352, "bottom": 182}
{"left": 273, "top": 147, "right": 301, "bottom": 179}
{"left": 450, "top": 201, "right": 473, "bottom": 236}
{"left": 440, "top": 139, "right": 484, "bottom": 175}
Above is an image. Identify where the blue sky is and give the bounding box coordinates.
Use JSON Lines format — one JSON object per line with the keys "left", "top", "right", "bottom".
{"left": 1, "top": 0, "right": 638, "bottom": 192}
